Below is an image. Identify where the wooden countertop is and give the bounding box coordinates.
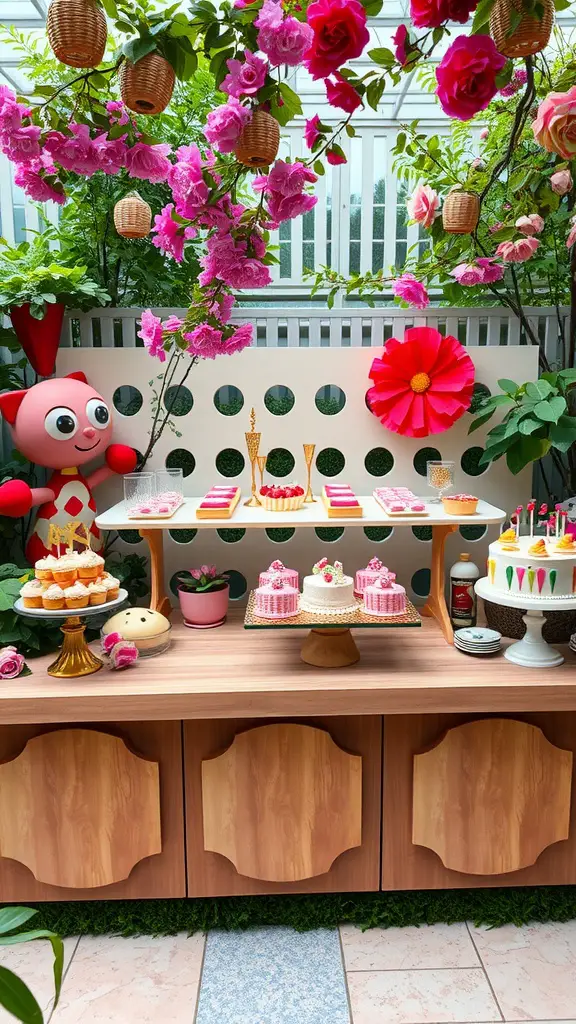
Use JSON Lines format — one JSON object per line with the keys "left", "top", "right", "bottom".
{"left": 2, "top": 610, "right": 576, "bottom": 724}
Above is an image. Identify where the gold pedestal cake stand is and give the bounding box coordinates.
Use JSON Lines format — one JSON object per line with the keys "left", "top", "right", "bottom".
{"left": 14, "top": 591, "right": 127, "bottom": 677}
{"left": 244, "top": 593, "right": 421, "bottom": 667}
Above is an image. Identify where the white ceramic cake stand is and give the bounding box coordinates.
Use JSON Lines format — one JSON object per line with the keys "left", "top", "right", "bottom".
{"left": 475, "top": 577, "right": 576, "bottom": 669}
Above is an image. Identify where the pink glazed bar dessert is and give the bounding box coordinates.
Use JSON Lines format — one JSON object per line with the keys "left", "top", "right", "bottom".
{"left": 363, "top": 572, "right": 407, "bottom": 616}
{"left": 373, "top": 487, "right": 427, "bottom": 516}
{"left": 322, "top": 483, "right": 363, "bottom": 518}
{"left": 355, "top": 556, "right": 389, "bottom": 596}
{"left": 254, "top": 576, "right": 299, "bottom": 619}
{"left": 259, "top": 559, "right": 299, "bottom": 589}
{"left": 196, "top": 485, "right": 241, "bottom": 520}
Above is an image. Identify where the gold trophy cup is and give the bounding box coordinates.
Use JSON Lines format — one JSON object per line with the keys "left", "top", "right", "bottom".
{"left": 303, "top": 443, "right": 316, "bottom": 502}
{"left": 257, "top": 454, "right": 267, "bottom": 491}
{"left": 245, "top": 408, "right": 262, "bottom": 507}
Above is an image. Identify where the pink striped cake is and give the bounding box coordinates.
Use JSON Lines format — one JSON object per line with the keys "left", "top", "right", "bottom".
{"left": 258, "top": 559, "right": 299, "bottom": 589}
{"left": 363, "top": 572, "right": 406, "bottom": 616}
{"left": 355, "top": 556, "right": 389, "bottom": 596}
{"left": 196, "top": 485, "right": 241, "bottom": 519}
{"left": 254, "top": 576, "right": 299, "bottom": 619}
{"left": 322, "top": 483, "right": 362, "bottom": 518}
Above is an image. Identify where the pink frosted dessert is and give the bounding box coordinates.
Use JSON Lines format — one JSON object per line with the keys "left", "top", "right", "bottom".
{"left": 259, "top": 559, "right": 299, "bottom": 589}
{"left": 373, "top": 487, "right": 426, "bottom": 514}
{"left": 254, "top": 575, "right": 299, "bottom": 619}
{"left": 355, "top": 556, "right": 389, "bottom": 596}
{"left": 363, "top": 572, "right": 406, "bottom": 616}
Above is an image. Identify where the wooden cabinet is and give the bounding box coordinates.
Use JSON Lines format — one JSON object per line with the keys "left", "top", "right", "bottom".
{"left": 185, "top": 717, "right": 382, "bottom": 896}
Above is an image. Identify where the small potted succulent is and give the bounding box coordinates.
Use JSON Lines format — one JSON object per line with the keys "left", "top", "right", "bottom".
{"left": 177, "top": 565, "right": 230, "bottom": 628}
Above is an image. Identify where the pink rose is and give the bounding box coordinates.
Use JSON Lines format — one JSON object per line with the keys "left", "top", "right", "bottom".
{"left": 327, "top": 148, "right": 346, "bottom": 165}
{"left": 222, "top": 50, "right": 267, "bottom": 98}
{"left": 551, "top": 169, "right": 573, "bottom": 195}
{"left": 533, "top": 87, "right": 576, "bottom": 160}
{"left": 185, "top": 323, "right": 224, "bottom": 359}
{"left": 435, "top": 35, "right": 506, "bottom": 121}
{"left": 14, "top": 163, "right": 66, "bottom": 205}
{"left": 496, "top": 237, "right": 539, "bottom": 262}
{"left": 480, "top": 127, "right": 489, "bottom": 140}
{"left": 224, "top": 322, "right": 253, "bottom": 355}
{"left": 392, "top": 24, "right": 409, "bottom": 65}
{"left": 267, "top": 159, "right": 317, "bottom": 196}
{"left": 205, "top": 99, "right": 252, "bottom": 154}
{"left": 450, "top": 262, "right": 484, "bottom": 285}
{"left": 109, "top": 641, "right": 139, "bottom": 670}
{"left": 2, "top": 124, "right": 41, "bottom": 163}
{"left": 305, "top": 114, "right": 322, "bottom": 149}
{"left": 258, "top": 14, "right": 313, "bottom": 67}
{"left": 566, "top": 218, "right": 576, "bottom": 248}
{"left": 102, "top": 631, "right": 123, "bottom": 656}
{"left": 0, "top": 646, "right": 25, "bottom": 679}
{"left": 392, "top": 273, "right": 429, "bottom": 309}
{"left": 163, "top": 314, "right": 184, "bottom": 333}
{"left": 125, "top": 142, "right": 172, "bottom": 182}
{"left": 93, "top": 133, "right": 128, "bottom": 175}
{"left": 304, "top": 0, "right": 369, "bottom": 80}
{"left": 325, "top": 74, "right": 362, "bottom": 113}
{"left": 515, "top": 213, "right": 544, "bottom": 236}
{"left": 476, "top": 257, "right": 504, "bottom": 283}
{"left": 410, "top": 0, "right": 477, "bottom": 27}
{"left": 44, "top": 123, "right": 100, "bottom": 175}
{"left": 406, "top": 183, "right": 439, "bottom": 229}
{"left": 138, "top": 309, "right": 166, "bottom": 361}
{"left": 152, "top": 204, "right": 195, "bottom": 264}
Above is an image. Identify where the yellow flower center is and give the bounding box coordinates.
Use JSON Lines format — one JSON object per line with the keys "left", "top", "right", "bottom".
{"left": 409, "top": 371, "right": 431, "bottom": 394}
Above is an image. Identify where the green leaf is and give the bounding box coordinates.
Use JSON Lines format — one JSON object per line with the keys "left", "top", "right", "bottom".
{"left": 505, "top": 436, "right": 551, "bottom": 475}
{"left": 313, "top": 160, "right": 325, "bottom": 176}
{"left": 101, "top": 0, "right": 118, "bottom": 16}
{"left": 366, "top": 77, "right": 385, "bottom": 111}
{"left": 368, "top": 47, "right": 395, "bottom": 68}
{"left": 519, "top": 416, "right": 544, "bottom": 435}
{"left": 526, "top": 379, "right": 554, "bottom": 400}
{"left": 362, "top": 0, "right": 383, "bottom": 13}
{"left": 345, "top": 124, "right": 356, "bottom": 138}
{"left": 123, "top": 37, "right": 158, "bottom": 64}
{"left": 471, "top": 0, "right": 495, "bottom": 32}
{"left": 278, "top": 82, "right": 302, "bottom": 117}
{"left": 468, "top": 410, "right": 496, "bottom": 433}
{"left": 550, "top": 414, "right": 576, "bottom": 452}
{"left": 497, "top": 378, "right": 519, "bottom": 395}
{"left": 0, "top": 964, "right": 43, "bottom": 1024}
{"left": 0, "top": 909, "right": 37, "bottom": 936}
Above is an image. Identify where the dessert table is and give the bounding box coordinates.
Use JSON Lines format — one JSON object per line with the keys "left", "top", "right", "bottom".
{"left": 96, "top": 497, "right": 506, "bottom": 643}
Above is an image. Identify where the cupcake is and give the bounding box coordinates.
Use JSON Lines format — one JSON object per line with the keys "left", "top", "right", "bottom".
{"left": 77, "top": 550, "right": 105, "bottom": 580}
{"left": 20, "top": 579, "right": 44, "bottom": 609}
{"left": 101, "top": 574, "right": 120, "bottom": 601}
{"left": 88, "top": 580, "right": 107, "bottom": 606}
{"left": 442, "top": 494, "right": 478, "bottom": 516}
{"left": 52, "top": 555, "right": 79, "bottom": 586}
{"left": 34, "top": 554, "right": 58, "bottom": 581}
{"left": 63, "top": 582, "right": 90, "bottom": 610}
{"left": 42, "top": 584, "right": 65, "bottom": 611}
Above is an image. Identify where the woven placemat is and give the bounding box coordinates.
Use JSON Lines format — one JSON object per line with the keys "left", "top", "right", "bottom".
{"left": 244, "top": 592, "right": 421, "bottom": 629}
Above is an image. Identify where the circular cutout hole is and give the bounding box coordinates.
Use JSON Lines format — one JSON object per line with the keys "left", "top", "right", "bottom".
{"left": 365, "top": 447, "right": 394, "bottom": 477}
{"left": 364, "top": 526, "right": 393, "bottom": 542}
{"left": 414, "top": 447, "right": 442, "bottom": 476}
{"left": 216, "top": 448, "right": 245, "bottom": 477}
{"left": 316, "top": 447, "right": 345, "bottom": 477}
{"left": 461, "top": 446, "right": 487, "bottom": 476}
{"left": 411, "top": 567, "right": 431, "bottom": 598}
{"left": 468, "top": 382, "right": 492, "bottom": 415}
{"left": 217, "top": 528, "right": 246, "bottom": 543}
{"left": 164, "top": 385, "right": 193, "bottom": 417}
{"left": 170, "top": 529, "right": 197, "bottom": 544}
{"left": 412, "top": 525, "right": 432, "bottom": 542}
{"left": 365, "top": 389, "right": 375, "bottom": 414}
{"left": 113, "top": 385, "right": 143, "bottom": 417}
{"left": 315, "top": 526, "right": 344, "bottom": 542}
{"left": 266, "top": 528, "right": 295, "bottom": 542}
{"left": 118, "top": 529, "right": 142, "bottom": 545}
{"left": 166, "top": 448, "right": 195, "bottom": 477}
{"left": 264, "top": 385, "right": 295, "bottom": 416}
{"left": 459, "top": 524, "right": 487, "bottom": 541}
{"left": 266, "top": 447, "right": 295, "bottom": 478}
{"left": 224, "top": 569, "right": 247, "bottom": 600}
{"left": 214, "top": 385, "right": 244, "bottom": 417}
{"left": 315, "top": 385, "right": 346, "bottom": 415}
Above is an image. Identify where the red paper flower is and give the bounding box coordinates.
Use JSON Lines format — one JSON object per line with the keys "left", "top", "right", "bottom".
{"left": 367, "top": 326, "right": 475, "bottom": 437}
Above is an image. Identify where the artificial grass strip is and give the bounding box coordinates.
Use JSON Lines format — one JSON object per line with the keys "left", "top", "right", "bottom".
{"left": 11, "top": 887, "right": 576, "bottom": 937}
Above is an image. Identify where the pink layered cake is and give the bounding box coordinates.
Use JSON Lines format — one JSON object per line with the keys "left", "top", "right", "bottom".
{"left": 259, "top": 559, "right": 299, "bottom": 589}
{"left": 363, "top": 572, "right": 407, "bottom": 616}
{"left": 355, "top": 556, "right": 389, "bottom": 596}
{"left": 254, "top": 575, "right": 299, "bottom": 619}
{"left": 373, "top": 487, "right": 427, "bottom": 516}
{"left": 322, "top": 483, "right": 362, "bottom": 519}
{"left": 196, "top": 485, "right": 241, "bottom": 520}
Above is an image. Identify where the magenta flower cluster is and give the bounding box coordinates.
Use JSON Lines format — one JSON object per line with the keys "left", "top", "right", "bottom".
{"left": 137, "top": 309, "right": 253, "bottom": 363}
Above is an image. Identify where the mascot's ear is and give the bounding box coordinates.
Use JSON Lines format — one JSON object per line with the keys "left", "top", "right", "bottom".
{"left": 0, "top": 389, "right": 26, "bottom": 425}
{"left": 66, "top": 371, "right": 88, "bottom": 384}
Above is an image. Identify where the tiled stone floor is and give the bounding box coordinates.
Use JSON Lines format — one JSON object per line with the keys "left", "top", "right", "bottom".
{"left": 2, "top": 920, "right": 576, "bottom": 1023}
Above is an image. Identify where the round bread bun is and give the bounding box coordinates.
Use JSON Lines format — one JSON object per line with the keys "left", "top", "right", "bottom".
{"left": 102, "top": 608, "right": 171, "bottom": 653}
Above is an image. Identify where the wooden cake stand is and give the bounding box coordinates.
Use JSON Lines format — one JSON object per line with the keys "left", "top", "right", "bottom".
{"left": 244, "top": 592, "right": 421, "bottom": 667}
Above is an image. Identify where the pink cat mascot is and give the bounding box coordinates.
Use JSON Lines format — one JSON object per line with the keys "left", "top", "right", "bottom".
{"left": 0, "top": 371, "right": 137, "bottom": 562}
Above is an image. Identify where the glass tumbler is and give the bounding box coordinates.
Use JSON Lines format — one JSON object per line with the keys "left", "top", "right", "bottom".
{"left": 123, "top": 472, "right": 154, "bottom": 508}
{"left": 155, "top": 467, "right": 184, "bottom": 503}
{"left": 426, "top": 460, "right": 455, "bottom": 502}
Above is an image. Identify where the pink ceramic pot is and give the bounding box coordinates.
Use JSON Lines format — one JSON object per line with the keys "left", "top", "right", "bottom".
{"left": 178, "top": 584, "right": 230, "bottom": 628}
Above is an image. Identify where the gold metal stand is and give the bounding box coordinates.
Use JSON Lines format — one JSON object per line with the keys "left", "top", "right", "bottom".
{"left": 257, "top": 455, "right": 267, "bottom": 492}
{"left": 244, "top": 407, "right": 262, "bottom": 507}
{"left": 303, "top": 443, "right": 316, "bottom": 502}
{"left": 48, "top": 616, "right": 103, "bottom": 678}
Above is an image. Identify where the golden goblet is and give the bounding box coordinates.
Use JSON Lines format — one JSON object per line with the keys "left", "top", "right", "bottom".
{"left": 257, "top": 455, "right": 267, "bottom": 491}
{"left": 244, "top": 407, "right": 262, "bottom": 507}
{"left": 303, "top": 443, "right": 316, "bottom": 502}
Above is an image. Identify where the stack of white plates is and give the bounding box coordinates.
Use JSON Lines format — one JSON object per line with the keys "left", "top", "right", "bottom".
{"left": 454, "top": 627, "right": 502, "bottom": 656}
{"left": 569, "top": 633, "right": 576, "bottom": 655}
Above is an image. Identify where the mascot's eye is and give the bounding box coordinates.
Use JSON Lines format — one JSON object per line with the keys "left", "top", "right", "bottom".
{"left": 86, "top": 398, "right": 110, "bottom": 429}
{"left": 45, "top": 407, "right": 79, "bottom": 440}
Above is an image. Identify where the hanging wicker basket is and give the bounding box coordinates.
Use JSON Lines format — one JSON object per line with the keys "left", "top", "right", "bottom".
{"left": 490, "top": 0, "right": 553, "bottom": 57}
{"left": 234, "top": 109, "right": 280, "bottom": 168}
{"left": 442, "top": 188, "right": 480, "bottom": 234}
{"left": 119, "top": 53, "right": 175, "bottom": 116}
{"left": 47, "top": 0, "right": 107, "bottom": 69}
{"left": 114, "top": 193, "right": 152, "bottom": 238}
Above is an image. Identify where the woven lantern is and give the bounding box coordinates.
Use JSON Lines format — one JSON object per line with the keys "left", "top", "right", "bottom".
{"left": 442, "top": 188, "right": 480, "bottom": 234}
{"left": 47, "top": 0, "right": 107, "bottom": 69}
{"left": 119, "top": 53, "right": 175, "bottom": 116}
{"left": 114, "top": 193, "right": 152, "bottom": 239}
{"left": 234, "top": 109, "right": 280, "bottom": 168}
{"left": 490, "top": 0, "right": 553, "bottom": 56}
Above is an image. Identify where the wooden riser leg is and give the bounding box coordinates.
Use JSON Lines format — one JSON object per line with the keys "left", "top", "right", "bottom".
{"left": 301, "top": 628, "right": 360, "bottom": 668}
{"left": 422, "top": 524, "right": 458, "bottom": 645}
{"left": 139, "top": 528, "right": 172, "bottom": 618}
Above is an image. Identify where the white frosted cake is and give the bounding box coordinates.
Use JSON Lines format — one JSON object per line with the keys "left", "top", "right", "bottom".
{"left": 300, "top": 557, "right": 359, "bottom": 615}
{"left": 485, "top": 532, "right": 576, "bottom": 599}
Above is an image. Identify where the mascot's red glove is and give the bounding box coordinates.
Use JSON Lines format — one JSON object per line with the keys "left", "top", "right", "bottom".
{"left": 0, "top": 479, "right": 32, "bottom": 518}
{"left": 105, "top": 444, "right": 138, "bottom": 475}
